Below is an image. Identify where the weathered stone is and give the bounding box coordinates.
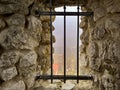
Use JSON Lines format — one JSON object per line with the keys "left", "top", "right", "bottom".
{"left": 115, "top": 80, "right": 120, "bottom": 90}
{"left": 94, "top": 7, "right": 106, "bottom": 21}
{"left": 0, "top": 4, "right": 18, "bottom": 14}
{"left": 41, "top": 33, "right": 55, "bottom": 44}
{"left": 105, "top": 15, "right": 120, "bottom": 39}
{"left": 88, "top": 42, "right": 98, "bottom": 58}
{"left": 0, "top": 3, "right": 28, "bottom": 15}
{"left": 0, "top": 26, "right": 39, "bottom": 49}
{"left": 102, "top": 70, "right": 115, "bottom": 89}
{"left": 0, "top": 0, "right": 34, "bottom": 7}
{"left": 0, "top": 19, "right": 6, "bottom": 30}
{"left": 0, "top": 80, "right": 25, "bottom": 90}
{"left": 18, "top": 66, "right": 36, "bottom": 88}
{"left": 106, "top": 1, "right": 120, "bottom": 13}
{"left": 0, "top": 0, "right": 22, "bottom": 4}
{"left": 89, "top": 58, "right": 101, "bottom": 71}
{"left": 27, "top": 15, "right": 42, "bottom": 41}
{"left": 80, "top": 45, "right": 86, "bottom": 53}
{"left": 37, "top": 45, "right": 50, "bottom": 59}
{"left": 6, "top": 14, "right": 25, "bottom": 26}
{"left": 80, "top": 53, "right": 88, "bottom": 67}
{"left": 23, "top": 0, "right": 34, "bottom": 7}
{"left": 42, "top": 22, "right": 55, "bottom": 33}
{"left": 80, "top": 30, "right": 89, "bottom": 45}
{"left": 92, "top": 21, "right": 106, "bottom": 40}
{"left": 0, "top": 67, "right": 17, "bottom": 81}
{"left": 0, "top": 51, "right": 19, "bottom": 68}
{"left": 19, "top": 51, "right": 37, "bottom": 67}
{"left": 39, "top": 57, "right": 51, "bottom": 74}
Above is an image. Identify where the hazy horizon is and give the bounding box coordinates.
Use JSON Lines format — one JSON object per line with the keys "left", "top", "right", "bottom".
{"left": 53, "top": 6, "right": 82, "bottom": 54}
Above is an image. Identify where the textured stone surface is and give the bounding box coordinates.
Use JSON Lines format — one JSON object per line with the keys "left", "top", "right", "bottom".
{"left": 19, "top": 51, "right": 37, "bottom": 67}
{"left": 6, "top": 14, "right": 25, "bottom": 26}
{"left": 0, "top": 51, "right": 19, "bottom": 68}
{"left": 0, "top": 80, "right": 26, "bottom": 90}
{"left": 0, "top": 0, "right": 120, "bottom": 90}
{"left": 0, "top": 19, "right": 6, "bottom": 30}
{"left": 0, "top": 67, "right": 17, "bottom": 81}
{"left": 0, "top": 26, "right": 39, "bottom": 49}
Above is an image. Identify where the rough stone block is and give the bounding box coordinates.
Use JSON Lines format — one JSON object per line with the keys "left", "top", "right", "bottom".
{"left": 0, "top": 80, "right": 25, "bottom": 90}
{"left": 41, "top": 33, "right": 55, "bottom": 44}
{"left": 6, "top": 14, "right": 25, "bottom": 26}
{"left": 0, "top": 67, "right": 17, "bottom": 81}
{"left": 27, "top": 15, "right": 42, "bottom": 41}
{"left": 0, "top": 51, "right": 20, "bottom": 68}
{"left": 18, "top": 66, "right": 36, "bottom": 88}
{"left": 0, "top": 26, "right": 39, "bottom": 49}
{"left": 19, "top": 51, "right": 37, "bottom": 67}
{"left": 0, "top": 19, "right": 6, "bottom": 30}
{"left": 37, "top": 45, "right": 50, "bottom": 58}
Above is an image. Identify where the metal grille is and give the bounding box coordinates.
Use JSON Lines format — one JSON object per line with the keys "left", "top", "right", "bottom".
{"left": 35, "top": 0, "right": 93, "bottom": 83}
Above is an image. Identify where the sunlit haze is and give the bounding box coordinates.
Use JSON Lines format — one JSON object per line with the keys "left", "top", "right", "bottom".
{"left": 53, "top": 6, "right": 82, "bottom": 75}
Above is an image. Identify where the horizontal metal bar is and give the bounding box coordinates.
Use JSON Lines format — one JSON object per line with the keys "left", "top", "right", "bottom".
{"left": 35, "top": 11, "right": 93, "bottom": 16}
{"left": 35, "top": 75, "right": 93, "bottom": 80}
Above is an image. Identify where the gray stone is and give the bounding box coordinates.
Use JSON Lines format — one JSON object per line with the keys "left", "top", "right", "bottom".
{"left": 0, "top": 26, "right": 39, "bottom": 49}
{"left": 41, "top": 33, "right": 55, "bottom": 44}
{"left": 94, "top": 7, "right": 106, "bottom": 21}
{"left": 80, "top": 30, "right": 89, "bottom": 45}
{"left": 102, "top": 70, "right": 114, "bottom": 89}
{"left": 1, "top": 80, "right": 26, "bottom": 90}
{"left": 0, "top": 67, "right": 17, "bottom": 81}
{"left": 6, "top": 14, "right": 25, "bottom": 26}
{"left": 27, "top": 15, "right": 42, "bottom": 41}
{"left": 92, "top": 22, "right": 106, "bottom": 40}
{"left": 89, "top": 58, "right": 101, "bottom": 71}
{"left": 0, "top": 4, "right": 18, "bottom": 14}
{"left": 88, "top": 42, "right": 98, "bottom": 58}
{"left": 80, "top": 54, "right": 88, "bottom": 67}
{"left": 0, "top": 51, "right": 20, "bottom": 68}
{"left": 19, "top": 51, "right": 37, "bottom": 67}
{"left": 18, "top": 66, "right": 36, "bottom": 88}
{"left": 0, "top": 2, "right": 28, "bottom": 15}
{"left": 0, "top": 19, "right": 6, "bottom": 30}
{"left": 37, "top": 45, "right": 50, "bottom": 58}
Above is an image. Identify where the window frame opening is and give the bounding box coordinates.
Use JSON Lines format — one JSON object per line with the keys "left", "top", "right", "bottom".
{"left": 35, "top": 0, "right": 93, "bottom": 84}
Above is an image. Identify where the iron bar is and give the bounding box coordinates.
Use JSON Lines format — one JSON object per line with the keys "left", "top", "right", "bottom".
{"left": 50, "top": 0, "right": 53, "bottom": 83}
{"left": 77, "top": 0, "right": 80, "bottom": 83}
{"left": 35, "top": 11, "right": 93, "bottom": 16}
{"left": 35, "top": 75, "right": 93, "bottom": 80}
{"left": 64, "top": 0, "right": 66, "bottom": 83}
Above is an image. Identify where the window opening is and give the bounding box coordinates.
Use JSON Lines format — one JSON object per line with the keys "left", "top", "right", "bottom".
{"left": 35, "top": 0, "right": 93, "bottom": 83}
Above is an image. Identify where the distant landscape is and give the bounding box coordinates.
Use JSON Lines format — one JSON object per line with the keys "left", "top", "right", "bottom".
{"left": 53, "top": 6, "right": 82, "bottom": 75}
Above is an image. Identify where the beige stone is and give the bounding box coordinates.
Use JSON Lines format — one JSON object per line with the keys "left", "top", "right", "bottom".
{"left": 0, "top": 51, "right": 19, "bottom": 68}
{"left": 41, "top": 33, "right": 55, "bottom": 44}
{"left": 27, "top": 15, "right": 42, "bottom": 41}
{"left": 18, "top": 66, "right": 36, "bottom": 88}
{"left": 88, "top": 42, "right": 98, "bottom": 58}
{"left": 1, "top": 80, "right": 26, "bottom": 90}
{"left": 0, "top": 19, "right": 6, "bottom": 30}
{"left": 19, "top": 51, "right": 37, "bottom": 67}
{"left": 37, "top": 45, "right": 50, "bottom": 59}
{"left": 0, "top": 26, "right": 39, "bottom": 49}
{"left": 6, "top": 14, "right": 25, "bottom": 26}
{"left": 0, "top": 67, "right": 17, "bottom": 81}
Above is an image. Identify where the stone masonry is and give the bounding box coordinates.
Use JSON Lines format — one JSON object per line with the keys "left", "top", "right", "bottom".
{"left": 0, "top": 0, "right": 120, "bottom": 90}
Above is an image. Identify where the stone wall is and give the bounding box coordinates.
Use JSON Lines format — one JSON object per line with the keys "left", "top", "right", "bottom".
{"left": 0, "top": 0, "right": 120, "bottom": 90}
{"left": 0, "top": 0, "right": 55, "bottom": 90}
{"left": 80, "top": 0, "right": 120, "bottom": 90}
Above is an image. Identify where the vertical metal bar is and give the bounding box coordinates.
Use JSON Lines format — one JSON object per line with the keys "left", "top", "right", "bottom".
{"left": 50, "top": 0, "right": 53, "bottom": 83}
{"left": 64, "top": 0, "right": 66, "bottom": 83}
{"left": 77, "top": 0, "right": 80, "bottom": 83}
